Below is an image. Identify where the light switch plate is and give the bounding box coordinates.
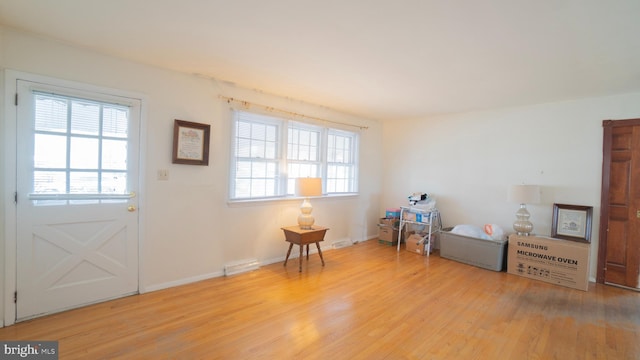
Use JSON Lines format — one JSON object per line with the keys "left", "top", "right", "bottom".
{"left": 157, "top": 169, "right": 169, "bottom": 180}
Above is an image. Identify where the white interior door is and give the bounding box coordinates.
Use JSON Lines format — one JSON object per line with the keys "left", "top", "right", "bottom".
{"left": 15, "top": 79, "right": 140, "bottom": 321}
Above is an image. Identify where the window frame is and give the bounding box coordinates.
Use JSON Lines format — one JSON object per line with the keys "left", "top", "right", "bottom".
{"left": 229, "top": 111, "right": 283, "bottom": 200}
{"left": 32, "top": 92, "right": 130, "bottom": 193}
{"left": 326, "top": 128, "right": 359, "bottom": 194}
{"left": 24, "top": 85, "right": 140, "bottom": 205}
{"left": 229, "top": 110, "right": 359, "bottom": 202}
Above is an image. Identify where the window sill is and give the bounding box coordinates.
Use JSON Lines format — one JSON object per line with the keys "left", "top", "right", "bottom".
{"left": 227, "top": 193, "right": 358, "bottom": 207}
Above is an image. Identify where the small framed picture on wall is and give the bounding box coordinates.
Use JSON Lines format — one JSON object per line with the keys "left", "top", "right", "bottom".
{"left": 172, "top": 119, "right": 210, "bottom": 165}
{"left": 551, "top": 203, "right": 593, "bottom": 243}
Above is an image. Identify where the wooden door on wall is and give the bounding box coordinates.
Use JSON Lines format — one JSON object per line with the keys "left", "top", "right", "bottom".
{"left": 598, "top": 119, "right": 640, "bottom": 288}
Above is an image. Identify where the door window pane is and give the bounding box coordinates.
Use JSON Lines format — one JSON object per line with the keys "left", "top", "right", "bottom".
{"left": 34, "top": 95, "right": 67, "bottom": 133}
{"left": 70, "top": 137, "right": 99, "bottom": 169}
{"left": 33, "top": 171, "right": 66, "bottom": 193}
{"left": 34, "top": 134, "right": 67, "bottom": 168}
{"left": 102, "top": 172, "right": 127, "bottom": 194}
{"left": 103, "top": 106, "right": 129, "bottom": 138}
{"left": 69, "top": 171, "right": 98, "bottom": 193}
{"left": 71, "top": 101, "right": 100, "bottom": 135}
{"left": 102, "top": 139, "right": 127, "bottom": 170}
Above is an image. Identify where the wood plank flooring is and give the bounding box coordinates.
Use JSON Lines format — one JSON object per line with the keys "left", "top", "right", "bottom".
{"left": 1, "top": 239, "right": 639, "bottom": 359}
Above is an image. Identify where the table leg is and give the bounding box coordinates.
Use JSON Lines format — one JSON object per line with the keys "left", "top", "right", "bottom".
{"left": 316, "top": 242, "right": 325, "bottom": 266}
{"left": 299, "top": 244, "right": 303, "bottom": 272}
{"left": 306, "top": 244, "right": 310, "bottom": 260}
{"left": 284, "top": 243, "right": 294, "bottom": 266}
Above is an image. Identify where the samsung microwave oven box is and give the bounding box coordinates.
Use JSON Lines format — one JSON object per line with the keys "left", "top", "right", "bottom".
{"left": 508, "top": 234, "right": 590, "bottom": 291}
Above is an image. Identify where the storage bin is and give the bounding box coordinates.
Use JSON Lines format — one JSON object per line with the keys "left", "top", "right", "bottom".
{"left": 440, "top": 230, "right": 507, "bottom": 271}
{"left": 385, "top": 208, "right": 401, "bottom": 218}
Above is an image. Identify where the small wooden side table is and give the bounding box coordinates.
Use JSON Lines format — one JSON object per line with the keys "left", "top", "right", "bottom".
{"left": 281, "top": 226, "right": 329, "bottom": 272}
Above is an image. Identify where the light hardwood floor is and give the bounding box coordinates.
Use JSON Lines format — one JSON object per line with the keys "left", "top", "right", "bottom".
{"left": 1, "top": 239, "right": 639, "bottom": 359}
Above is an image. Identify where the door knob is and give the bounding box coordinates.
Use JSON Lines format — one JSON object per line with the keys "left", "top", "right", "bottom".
{"left": 128, "top": 205, "right": 136, "bottom": 212}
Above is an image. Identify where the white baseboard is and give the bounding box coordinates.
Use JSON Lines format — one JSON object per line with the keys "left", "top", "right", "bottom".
{"left": 332, "top": 239, "right": 353, "bottom": 249}
{"left": 142, "top": 271, "right": 224, "bottom": 293}
{"left": 224, "top": 259, "right": 260, "bottom": 276}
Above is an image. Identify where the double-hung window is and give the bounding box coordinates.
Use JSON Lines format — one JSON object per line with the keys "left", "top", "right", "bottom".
{"left": 230, "top": 110, "right": 359, "bottom": 200}
{"left": 231, "top": 112, "right": 280, "bottom": 199}
{"left": 326, "top": 129, "right": 358, "bottom": 193}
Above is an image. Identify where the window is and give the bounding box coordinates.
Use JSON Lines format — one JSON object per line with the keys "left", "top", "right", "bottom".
{"left": 231, "top": 112, "right": 279, "bottom": 198}
{"left": 287, "top": 122, "right": 321, "bottom": 194}
{"left": 230, "top": 110, "right": 359, "bottom": 200}
{"left": 327, "top": 130, "right": 358, "bottom": 193}
{"left": 31, "top": 91, "right": 131, "bottom": 203}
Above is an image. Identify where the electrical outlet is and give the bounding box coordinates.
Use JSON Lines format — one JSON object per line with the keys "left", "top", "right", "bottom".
{"left": 157, "top": 169, "right": 169, "bottom": 180}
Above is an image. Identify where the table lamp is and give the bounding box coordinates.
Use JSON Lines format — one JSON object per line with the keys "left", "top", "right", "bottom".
{"left": 296, "top": 177, "right": 322, "bottom": 229}
{"left": 508, "top": 184, "right": 541, "bottom": 236}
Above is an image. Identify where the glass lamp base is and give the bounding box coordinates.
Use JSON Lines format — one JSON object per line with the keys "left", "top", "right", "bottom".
{"left": 513, "top": 204, "right": 533, "bottom": 236}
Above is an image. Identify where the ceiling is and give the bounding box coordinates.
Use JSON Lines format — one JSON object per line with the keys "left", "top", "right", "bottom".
{"left": 1, "top": 0, "right": 640, "bottom": 121}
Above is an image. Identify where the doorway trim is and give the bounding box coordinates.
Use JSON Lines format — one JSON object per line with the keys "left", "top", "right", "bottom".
{"left": 3, "top": 69, "right": 148, "bottom": 326}
{"left": 597, "top": 118, "right": 640, "bottom": 284}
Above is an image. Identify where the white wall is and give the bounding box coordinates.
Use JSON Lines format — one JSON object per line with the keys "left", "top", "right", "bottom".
{"left": 0, "top": 27, "right": 383, "bottom": 323}
{"left": 382, "top": 93, "right": 640, "bottom": 280}
{"left": 4, "top": 25, "right": 639, "bottom": 325}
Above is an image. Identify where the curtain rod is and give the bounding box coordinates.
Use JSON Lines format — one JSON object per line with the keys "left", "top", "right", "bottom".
{"left": 218, "top": 95, "right": 369, "bottom": 130}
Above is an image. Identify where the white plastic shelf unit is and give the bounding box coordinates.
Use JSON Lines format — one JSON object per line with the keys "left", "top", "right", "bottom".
{"left": 397, "top": 206, "right": 440, "bottom": 255}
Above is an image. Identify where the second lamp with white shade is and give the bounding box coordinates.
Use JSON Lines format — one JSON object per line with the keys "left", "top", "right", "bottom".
{"left": 296, "top": 177, "right": 323, "bottom": 229}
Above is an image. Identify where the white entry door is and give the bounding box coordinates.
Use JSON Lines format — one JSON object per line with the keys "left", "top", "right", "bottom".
{"left": 15, "top": 79, "right": 140, "bottom": 320}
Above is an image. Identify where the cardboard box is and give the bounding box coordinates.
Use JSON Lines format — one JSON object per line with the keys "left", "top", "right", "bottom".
{"left": 401, "top": 210, "right": 434, "bottom": 223}
{"left": 405, "top": 233, "right": 429, "bottom": 255}
{"left": 508, "top": 234, "right": 590, "bottom": 291}
{"left": 378, "top": 239, "right": 397, "bottom": 246}
{"left": 379, "top": 217, "right": 399, "bottom": 228}
{"left": 378, "top": 225, "right": 399, "bottom": 243}
{"left": 403, "top": 211, "right": 417, "bottom": 222}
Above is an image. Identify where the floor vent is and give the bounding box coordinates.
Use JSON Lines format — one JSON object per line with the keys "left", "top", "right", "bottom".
{"left": 332, "top": 239, "right": 353, "bottom": 249}
{"left": 224, "top": 259, "right": 260, "bottom": 276}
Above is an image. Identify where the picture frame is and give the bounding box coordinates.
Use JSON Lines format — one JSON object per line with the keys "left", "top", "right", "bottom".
{"left": 551, "top": 203, "right": 593, "bottom": 243}
{"left": 172, "top": 119, "right": 210, "bottom": 165}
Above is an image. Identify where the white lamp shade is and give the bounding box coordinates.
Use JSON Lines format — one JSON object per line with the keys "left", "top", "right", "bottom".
{"left": 508, "top": 185, "right": 541, "bottom": 204}
{"left": 296, "top": 178, "right": 322, "bottom": 197}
